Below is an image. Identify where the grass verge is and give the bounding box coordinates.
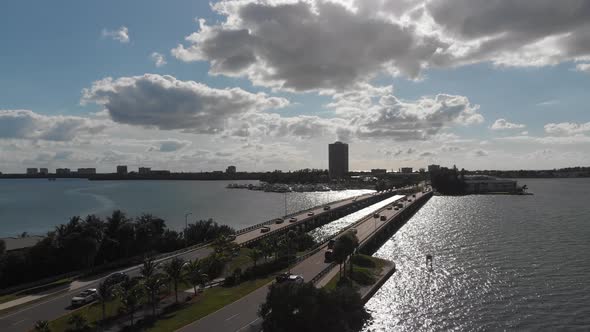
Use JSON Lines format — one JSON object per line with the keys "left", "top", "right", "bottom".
{"left": 324, "top": 255, "right": 388, "bottom": 291}
{"left": 147, "top": 277, "right": 272, "bottom": 332}
{"left": 47, "top": 299, "right": 122, "bottom": 332}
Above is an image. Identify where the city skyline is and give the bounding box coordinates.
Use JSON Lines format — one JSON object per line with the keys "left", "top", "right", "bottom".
{"left": 1, "top": 1, "right": 590, "bottom": 173}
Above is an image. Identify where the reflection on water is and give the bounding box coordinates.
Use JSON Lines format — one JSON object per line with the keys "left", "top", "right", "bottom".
{"left": 309, "top": 195, "right": 405, "bottom": 243}
{"left": 364, "top": 179, "right": 590, "bottom": 331}
{"left": 0, "top": 179, "right": 374, "bottom": 237}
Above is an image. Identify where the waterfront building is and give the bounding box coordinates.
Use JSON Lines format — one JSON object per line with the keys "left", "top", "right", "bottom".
{"left": 26, "top": 168, "right": 38, "bottom": 175}
{"left": 464, "top": 175, "right": 518, "bottom": 194}
{"left": 56, "top": 168, "right": 71, "bottom": 175}
{"left": 329, "top": 141, "right": 349, "bottom": 179}
{"left": 138, "top": 167, "right": 151, "bottom": 175}
{"left": 150, "top": 170, "right": 170, "bottom": 176}
{"left": 400, "top": 167, "right": 413, "bottom": 174}
{"left": 39, "top": 168, "right": 49, "bottom": 175}
{"left": 371, "top": 169, "right": 387, "bottom": 174}
{"left": 77, "top": 168, "right": 96, "bottom": 175}
{"left": 116, "top": 165, "right": 128, "bottom": 175}
{"left": 226, "top": 165, "right": 237, "bottom": 174}
{"left": 428, "top": 164, "right": 441, "bottom": 172}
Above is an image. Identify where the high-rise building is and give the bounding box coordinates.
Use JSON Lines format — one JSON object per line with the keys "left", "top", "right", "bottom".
{"left": 116, "top": 165, "right": 128, "bottom": 175}
{"left": 56, "top": 168, "right": 71, "bottom": 175}
{"left": 400, "top": 167, "right": 413, "bottom": 174}
{"left": 39, "top": 168, "right": 49, "bottom": 175}
{"left": 77, "top": 168, "right": 96, "bottom": 175}
{"left": 329, "top": 141, "right": 349, "bottom": 179}
{"left": 138, "top": 167, "right": 151, "bottom": 175}
{"left": 26, "top": 168, "right": 38, "bottom": 175}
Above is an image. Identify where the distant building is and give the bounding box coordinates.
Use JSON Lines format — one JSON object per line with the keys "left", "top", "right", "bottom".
{"left": 39, "top": 168, "right": 49, "bottom": 175}
{"left": 329, "top": 141, "right": 349, "bottom": 179}
{"left": 370, "top": 169, "right": 387, "bottom": 174}
{"left": 150, "top": 170, "right": 170, "bottom": 176}
{"left": 77, "top": 168, "right": 96, "bottom": 175}
{"left": 400, "top": 167, "right": 413, "bottom": 174}
{"left": 26, "top": 168, "right": 38, "bottom": 175}
{"left": 138, "top": 167, "right": 151, "bottom": 175}
{"left": 116, "top": 165, "right": 128, "bottom": 175}
{"left": 464, "top": 175, "right": 518, "bottom": 194}
{"left": 428, "top": 164, "right": 441, "bottom": 173}
{"left": 226, "top": 165, "right": 237, "bottom": 174}
{"left": 56, "top": 168, "right": 71, "bottom": 175}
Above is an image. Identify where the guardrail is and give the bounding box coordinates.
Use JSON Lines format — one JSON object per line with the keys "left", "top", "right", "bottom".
{"left": 237, "top": 192, "right": 395, "bottom": 247}
{"left": 234, "top": 192, "right": 376, "bottom": 236}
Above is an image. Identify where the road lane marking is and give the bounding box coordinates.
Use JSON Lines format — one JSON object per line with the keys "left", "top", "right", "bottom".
{"left": 226, "top": 313, "right": 240, "bottom": 321}
{"left": 236, "top": 318, "right": 260, "bottom": 332}
{"left": 11, "top": 319, "right": 27, "bottom": 326}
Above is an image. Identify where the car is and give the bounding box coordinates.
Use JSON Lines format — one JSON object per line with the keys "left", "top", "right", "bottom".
{"left": 276, "top": 272, "right": 292, "bottom": 283}
{"left": 412, "top": 194, "right": 416, "bottom": 197}
{"left": 408, "top": 199, "right": 412, "bottom": 202}
{"left": 71, "top": 289, "right": 98, "bottom": 307}
{"left": 275, "top": 218, "right": 284, "bottom": 224}
{"left": 324, "top": 249, "right": 334, "bottom": 262}
{"left": 287, "top": 274, "right": 304, "bottom": 284}
{"left": 387, "top": 206, "right": 393, "bottom": 210}
{"left": 394, "top": 207, "right": 399, "bottom": 211}
{"left": 307, "top": 211, "right": 315, "bottom": 216}
{"left": 373, "top": 213, "right": 380, "bottom": 218}
{"left": 289, "top": 217, "right": 298, "bottom": 223}
{"left": 323, "top": 205, "right": 331, "bottom": 211}
{"left": 380, "top": 215, "right": 387, "bottom": 221}
{"left": 105, "top": 272, "right": 128, "bottom": 286}
{"left": 349, "top": 228, "right": 358, "bottom": 235}
{"left": 227, "top": 234, "right": 237, "bottom": 241}
{"left": 261, "top": 226, "right": 271, "bottom": 233}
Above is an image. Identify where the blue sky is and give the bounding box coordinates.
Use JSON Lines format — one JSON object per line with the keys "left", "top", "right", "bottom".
{"left": 1, "top": 0, "right": 589, "bottom": 172}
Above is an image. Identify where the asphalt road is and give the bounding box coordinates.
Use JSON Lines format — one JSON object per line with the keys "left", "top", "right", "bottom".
{"left": 0, "top": 246, "right": 213, "bottom": 332}
{"left": 178, "top": 193, "right": 423, "bottom": 332}
{"left": 0, "top": 191, "right": 391, "bottom": 332}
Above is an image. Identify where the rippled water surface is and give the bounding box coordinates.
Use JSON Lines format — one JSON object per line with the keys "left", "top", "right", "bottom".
{"left": 364, "top": 178, "right": 590, "bottom": 331}
{"left": 0, "top": 179, "right": 372, "bottom": 237}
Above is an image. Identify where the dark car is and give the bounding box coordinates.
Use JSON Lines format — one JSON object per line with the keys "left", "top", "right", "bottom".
{"left": 373, "top": 213, "right": 380, "bottom": 218}
{"left": 289, "top": 217, "right": 298, "bottom": 223}
{"left": 275, "top": 272, "right": 292, "bottom": 283}
{"left": 380, "top": 215, "right": 386, "bottom": 221}
{"left": 105, "top": 272, "right": 128, "bottom": 286}
{"left": 275, "top": 218, "right": 284, "bottom": 224}
{"left": 328, "top": 239, "right": 336, "bottom": 249}
{"left": 324, "top": 249, "right": 334, "bottom": 262}
{"left": 323, "top": 205, "right": 331, "bottom": 211}
{"left": 261, "top": 226, "right": 271, "bottom": 233}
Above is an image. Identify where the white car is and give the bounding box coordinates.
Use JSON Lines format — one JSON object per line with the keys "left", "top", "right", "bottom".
{"left": 287, "top": 274, "right": 304, "bottom": 284}
{"left": 71, "top": 288, "right": 98, "bottom": 307}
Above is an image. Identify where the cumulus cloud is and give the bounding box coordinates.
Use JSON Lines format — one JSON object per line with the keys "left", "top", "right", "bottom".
{"left": 101, "top": 26, "right": 130, "bottom": 43}
{"left": 544, "top": 122, "right": 590, "bottom": 136}
{"left": 576, "top": 63, "right": 590, "bottom": 73}
{"left": 81, "top": 74, "right": 289, "bottom": 133}
{"left": 426, "top": 0, "right": 590, "bottom": 67}
{"left": 473, "top": 149, "right": 488, "bottom": 157}
{"left": 169, "top": 0, "right": 590, "bottom": 92}
{"left": 330, "top": 91, "right": 483, "bottom": 141}
{"left": 172, "top": 0, "right": 448, "bottom": 91}
{"left": 490, "top": 118, "right": 526, "bottom": 130}
{"left": 150, "top": 52, "right": 167, "bottom": 67}
{"left": 0, "top": 110, "right": 106, "bottom": 141}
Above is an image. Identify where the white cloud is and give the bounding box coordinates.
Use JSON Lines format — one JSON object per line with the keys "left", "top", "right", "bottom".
{"left": 148, "top": 139, "right": 191, "bottom": 152}
{"left": 150, "top": 52, "right": 167, "bottom": 67}
{"left": 490, "top": 118, "right": 526, "bottom": 130}
{"left": 101, "top": 26, "right": 130, "bottom": 43}
{"left": 172, "top": 1, "right": 448, "bottom": 91}
{"left": 81, "top": 74, "right": 289, "bottom": 133}
{"left": 0, "top": 110, "right": 106, "bottom": 141}
{"left": 536, "top": 100, "right": 559, "bottom": 107}
{"left": 575, "top": 63, "right": 590, "bottom": 73}
{"left": 544, "top": 122, "right": 590, "bottom": 136}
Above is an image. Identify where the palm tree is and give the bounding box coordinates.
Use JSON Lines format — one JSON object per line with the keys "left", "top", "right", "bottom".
{"left": 115, "top": 280, "right": 143, "bottom": 327}
{"left": 140, "top": 256, "right": 158, "bottom": 279}
{"left": 33, "top": 320, "right": 50, "bottom": 332}
{"left": 259, "top": 240, "right": 273, "bottom": 262}
{"left": 143, "top": 273, "right": 168, "bottom": 317}
{"left": 184, "top": 259, "right": 209, "bottom": 295}
{"left": 97, "top": 280, "right": 112, "bottom": 323}
{"left": 162, "top": 257, "right": 185, "bottom": 304}
{"left": 247, "top": 249, "right": 263, "bottom": 267}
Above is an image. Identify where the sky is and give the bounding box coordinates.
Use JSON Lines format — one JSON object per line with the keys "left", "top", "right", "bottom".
{"left": 1, "top": 0, "right": 589, "bottom": 173}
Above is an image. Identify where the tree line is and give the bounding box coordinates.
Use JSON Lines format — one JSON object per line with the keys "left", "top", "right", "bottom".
{"left": 0, "top": 211, "right": 234, "bottom": 289}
